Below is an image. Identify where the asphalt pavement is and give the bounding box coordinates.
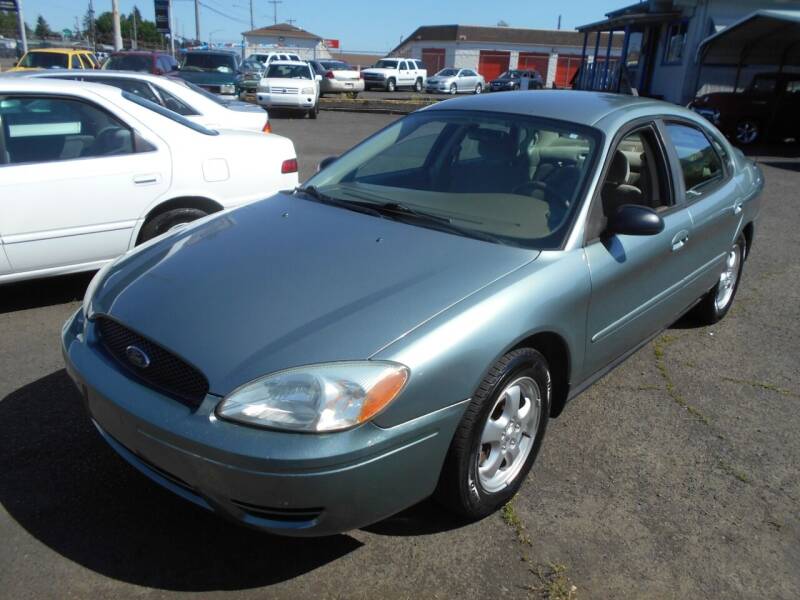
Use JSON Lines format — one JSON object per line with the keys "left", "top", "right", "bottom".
{"left": 1, "top": 110, "right": 798, "bottom": 599}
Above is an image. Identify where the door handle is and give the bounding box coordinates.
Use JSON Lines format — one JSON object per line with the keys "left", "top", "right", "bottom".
{"left": 133, "top": 173, "right": 159, "bottom": 185}
{"left": 671, "top": 230, "right": 690, "bottom": 252}
{"left": 733, "top": 201, "right": 743, "bottom": 215}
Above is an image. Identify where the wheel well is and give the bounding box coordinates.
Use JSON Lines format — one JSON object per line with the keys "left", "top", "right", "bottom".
{"left": 742, "top": 222, "right": 754, "bottom": 260}
{"left": 511, "top": 332, "right": 570, "bottom": 417}
{"left": 137, "top": 197, "right": 224, "bottom": 244}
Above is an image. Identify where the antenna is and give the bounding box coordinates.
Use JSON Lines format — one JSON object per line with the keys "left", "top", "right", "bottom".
{"left": 287, "top": 17, "right": 296, "bottom": 26}
{"left": 267, "top": 0, "right": 282, "bottom": 25}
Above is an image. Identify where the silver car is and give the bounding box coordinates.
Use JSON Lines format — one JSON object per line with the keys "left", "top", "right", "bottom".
{"left": 426, "top": 68, "right": 485, "bottom": 94}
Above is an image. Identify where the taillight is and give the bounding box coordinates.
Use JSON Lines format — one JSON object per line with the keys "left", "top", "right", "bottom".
{"left": 281, "top": 158, "right": 298, "bottom": 174}
{"left": 262, "top": 120, "right": 272, "bottom": 133}
{"left": 325, "top": 70, "right": 335, "bottom": 79}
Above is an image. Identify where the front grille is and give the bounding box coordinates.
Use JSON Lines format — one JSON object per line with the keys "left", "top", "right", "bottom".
{"left": 95, "top": 316, "right": 209, "bottom": 408}
{"left": 269, "top": 86, "right": 298, "bottom": 94}
{"left": 200, "top": 84, "right": 221, "bottom": 94}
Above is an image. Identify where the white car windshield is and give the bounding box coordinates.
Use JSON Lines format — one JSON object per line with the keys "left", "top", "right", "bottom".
{"left": 303, "top": 110, "right": 600, "bottom": 249}
{"left": 374, "top": 60, "right": 399, "bottom": 69}
{"left": 266, "top": 64, "right": 311, "bottom": 79}
{"left": 181, "top": 53, "right": 236, "bottom": 73}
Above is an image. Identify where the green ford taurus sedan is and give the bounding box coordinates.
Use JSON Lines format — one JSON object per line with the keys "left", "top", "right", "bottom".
{"left": 63, "top": 91, "right": 764, "bottom": 536}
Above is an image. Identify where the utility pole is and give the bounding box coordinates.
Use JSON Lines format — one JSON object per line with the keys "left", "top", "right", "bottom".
{"left": 16, "top": 0, "right": 27, "bottom": 53}
{"left": 248, "top": 0, "right": 253, "bottom": 30}
{"left": 111, "top": 0, "right": 122, "bottom": 50}
{"left": 169, "top": 0, "right": 175, "bottom": 56}
{"left": 267, "top": 0, "right": 282, "bottom": 25}
{"left": 557, "top": 14, "right": 562, "bottom": 30}
{"left": 131, "top": 8, "right": 137, "bottom": 49}
{"left": 88, "top": 0, "right": 96, "bottom": 50}
{"left": 287, "top": 17, "right": 295, "bottom": 26}
{"left": 194, "top": 0, "right": 200, "bottom": 43}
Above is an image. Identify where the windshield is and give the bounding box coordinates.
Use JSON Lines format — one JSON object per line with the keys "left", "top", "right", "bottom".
{"left": 104, "top": 54, "right": 151, "bottom": 72}
{"left": 436, "top": 69, "right": 459, "bottom": 77}
{"left": 374, "top": 60, "right": 398, "bottom": 69}
{"left": 19, "top": 52, "right": 69, "bottom": 69}
{"left": 266, "top": 64, "right": 311, "bottom": 79}
{"left": 303, "top": 110, "right": 600, "bottom": 249}
{"left": 321, "top": 61, "right": 350, "bottom": 70}
{"left": 242, "top": 60, "right": 263, "bottom": 72}
{"left": 181, "top": 53, "right": 236, "bottom": 73}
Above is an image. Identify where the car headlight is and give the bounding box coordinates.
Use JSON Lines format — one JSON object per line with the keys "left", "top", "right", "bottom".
{"left": 82, "top": 261, "right": 114, "bottom": 318}
{"left": 220, "top": 83, "right": 236, "bottom": 94}
{"left": 216, "top": 361, "right": 409, "bottom": 432}
{"left": 301, "top": 86, "right": 314, "bottom": 94}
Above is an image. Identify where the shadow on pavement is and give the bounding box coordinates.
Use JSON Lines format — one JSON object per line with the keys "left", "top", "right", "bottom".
{"left": 0, "top": 370, "right": 362, "bottom": 591}
{"left": 0, "top": 272, "right": 94, "bottom": 315}
{"left": 361, "top": 498, "right": 469, "bottom": 536}
{"left": 759, "top": 160, "right": 800, "bottom": 173}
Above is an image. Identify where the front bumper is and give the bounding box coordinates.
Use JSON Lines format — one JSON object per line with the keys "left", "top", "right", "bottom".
{"left": 62, "top": 310, "right": 464, "bottom": 536}
{"left": 256, "top": 92, "right": 316, "bottom": 109}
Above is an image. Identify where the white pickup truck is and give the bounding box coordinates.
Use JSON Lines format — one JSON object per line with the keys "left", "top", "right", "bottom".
{"left": 361, "top": 58, "right": 427, "bottom": 92}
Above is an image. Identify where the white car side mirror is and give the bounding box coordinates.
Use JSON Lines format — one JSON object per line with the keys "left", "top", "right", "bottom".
{"left": 315, "top": 74, "right": 322, "bottom": 81}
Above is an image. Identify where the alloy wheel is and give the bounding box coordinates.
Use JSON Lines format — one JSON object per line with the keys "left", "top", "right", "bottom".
{"left": 715, "top": 243, "right": 741, "bottom": 311}
{"left": 477, "top": 376, "right": 541, "bottom": 493}
{"left": 735, "top": 120, "right": 759, "bottom": 145}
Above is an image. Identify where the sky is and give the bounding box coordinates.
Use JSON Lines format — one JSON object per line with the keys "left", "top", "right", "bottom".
{"left": 18, "top": 0, "right": 618, "bottom": 52}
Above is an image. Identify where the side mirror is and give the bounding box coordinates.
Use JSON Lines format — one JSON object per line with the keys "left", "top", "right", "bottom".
{"left": 318, "top": 156, "right": 338, "bottom": 171}
{"left": 606, "top": 204, "right": 664, "bottom": 236}
{"left": 315, "top": 74, "right": 322, "bottom": 81}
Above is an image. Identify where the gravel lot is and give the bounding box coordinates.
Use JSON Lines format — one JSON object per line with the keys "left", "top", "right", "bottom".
{"left": 1, "top": 110, "right": 798, "bottom": 599}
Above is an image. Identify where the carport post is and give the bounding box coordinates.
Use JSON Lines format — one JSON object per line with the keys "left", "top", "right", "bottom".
{"left": 589, "top": 31, "right": 602, "bottom": 90}
{"left": 619, "top": 25, "right": 631, "bottom": 93}
{"left": 578, "top": 31, "right": 588, "bottom": 88}
{"left": 602, "top": 29, "right": 614, "bottom": 90}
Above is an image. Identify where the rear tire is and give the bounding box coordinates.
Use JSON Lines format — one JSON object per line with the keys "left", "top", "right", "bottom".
{"left": 691, "top": 233, "right": 746, "bottom": 324}
{"left": 435, "top": 348, "right": 551, "bottom": 519}
{"left": 138, "top": 207, "right": 208, "bottom": 243}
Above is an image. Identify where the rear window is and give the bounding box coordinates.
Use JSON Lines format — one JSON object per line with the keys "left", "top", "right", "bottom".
{"left": 19, "top": 52, "right": 68, "bottom": 69}
{"left": 104, "top": 54, "right": 152, "bottom": 72}
{"left": 122, "top": 91, "right": 217, "bottom": 135}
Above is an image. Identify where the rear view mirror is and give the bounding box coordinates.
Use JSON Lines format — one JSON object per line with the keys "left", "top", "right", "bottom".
{"left": 606, "top": 204, "right": 664, "bottom": 236}
{"left": 318, "top": 156, "right": 338, "bottom": 171}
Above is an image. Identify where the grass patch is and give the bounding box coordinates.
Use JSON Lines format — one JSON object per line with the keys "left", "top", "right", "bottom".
{"left": 721, "top": 376, "right": 800, "bottom": 399}
{"left": 528, "top": 563, "right": 578, "bottom": 600}
{"left": 501, "top": 499, "right": 531, "bottom": 545}
{"left": 718, "top": 460, "right": 751, "bottom": 484}
{"left": 653, "top": 335, "right": 710, "bottom": 424}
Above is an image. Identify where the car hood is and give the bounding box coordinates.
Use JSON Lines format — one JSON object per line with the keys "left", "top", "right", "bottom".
{"left": 92, "top": 193, "right": 537, "bottom": 396}
{"left": 176, "top": 70, "right": 237, "bottom": 85}
{"left": 361, "top": 68, "right": 394, "bottom": 75}
{"left": 427, "top": 76, "right": 453, "bottom": 84}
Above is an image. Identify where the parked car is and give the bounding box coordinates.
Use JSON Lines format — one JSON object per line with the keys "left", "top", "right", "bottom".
{"left": 426, "top": 67, "right": 485, "bottom": 94}
{"left": 239, "top": 58, "right": 267, "bottom": 98}
{"left": 689, "top": 72, "right": 800, "bottom": 145}
{"left": 310, "top": 59, "right": 364, "bottom": 97}
{"left": 362, "top": 57, "right": 426, "bottom": 92}
{"left": 489, "top": 69, "right": 544, "bottom": 92}
{"left": 247, "top": 51, "right": 302, "bottom": 65}
{"left": 10, "top": 47, "right": 99, "bottom": 71}
{"left": 256, "top": 61, "right": 321, "bottom": 118}
{"left": 0, "top": 78, "right": 297, "bottom": 284}
{"left": 19, "top": 70, "right": 271, "bottom": 133}
{"left": 62, "top": 90, "right": 762, "bottom": 536}
{"left": 102, "top": 50, "right": 179, "bottom": 75}
{"left": 175, "top": 49, "right": 242, "bottom": 97}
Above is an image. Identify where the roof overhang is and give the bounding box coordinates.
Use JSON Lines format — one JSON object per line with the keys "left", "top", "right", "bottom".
{"left": 698, "top": 9, "right": 800, "bottom": 66}
{"left": 578, "top": 10, "right": 682, "bottom": 33}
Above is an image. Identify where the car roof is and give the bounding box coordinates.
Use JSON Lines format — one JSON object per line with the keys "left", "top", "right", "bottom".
{"left": 0, "top": 77, "right": 129, "bottom": 99}
{"left": 109, "top": 50, "right": 164, "bottom": 56}
{"left": 185, "top": 49, "right": 237, "bottom": 55}
{"left": 426, "top": 90, "right": 674, "bottom": 127}
{"left": 24, "top": 69, "right": 169, "bottom": 84}
{"left": 25, "top": 48, "right": 90, "bottom": 55}
{"left": 268, "top": 60, "right": 309, "bottom": 65}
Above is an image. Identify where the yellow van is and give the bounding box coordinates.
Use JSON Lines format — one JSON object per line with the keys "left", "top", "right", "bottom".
{"left": 11, "top": 48, "right": 100, "bottom": 72}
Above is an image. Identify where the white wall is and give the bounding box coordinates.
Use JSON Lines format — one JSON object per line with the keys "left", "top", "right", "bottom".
{"left": 243, "top": 35, "right": 331, "bottom": 59}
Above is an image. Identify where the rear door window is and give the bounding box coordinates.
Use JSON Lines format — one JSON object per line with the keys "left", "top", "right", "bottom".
{"left": 664, "top": 123, "right": 724, "bottom": 197}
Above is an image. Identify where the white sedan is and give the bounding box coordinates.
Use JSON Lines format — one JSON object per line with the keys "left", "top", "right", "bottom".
{"left": 0, "top": 79, "right": 299, "bottom": 284}
{"left": 15, "top": 69, "right": 272, "bottom": 133}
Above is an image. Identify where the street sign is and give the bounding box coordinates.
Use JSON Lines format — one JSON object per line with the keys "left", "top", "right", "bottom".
{"left": 0, "top": 0, "right": 18, "bottom": 11}
{"left": 154, "top": 0, "right": 170, "bottom": 34}
{"left": 324, "top": 39, "right": 340, "bottom": 49}
{"left": 62, "top": 28, "right": 72, "bottom": 38}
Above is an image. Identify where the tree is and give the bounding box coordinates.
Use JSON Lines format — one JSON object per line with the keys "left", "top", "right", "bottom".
{"left": 35, "top": 14, "right": 53, "bottom": 38}
{"left": 497, "top": 20, "right": 510, "bottom": 27}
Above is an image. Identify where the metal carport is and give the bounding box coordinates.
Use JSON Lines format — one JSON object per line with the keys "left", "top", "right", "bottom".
{"left": 696, "top": 9, "right": 800, "bottom": 93}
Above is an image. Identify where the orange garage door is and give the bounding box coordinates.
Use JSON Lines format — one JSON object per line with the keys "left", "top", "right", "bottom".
{"left": 421, "top": 48, "right": 445, "bottom": 74}
{"left": 478, "top": 50, "right": 510, "bottom": 82}
{"left": 518, "top": 52, "right": 549, "bottom": 80}
{"left": 555, "top": 55, "right": 581, "bottom": 88}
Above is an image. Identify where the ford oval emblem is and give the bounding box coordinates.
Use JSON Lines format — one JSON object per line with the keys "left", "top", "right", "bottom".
{"left": 125, "top": 345, "right": 151, "bottom": 369}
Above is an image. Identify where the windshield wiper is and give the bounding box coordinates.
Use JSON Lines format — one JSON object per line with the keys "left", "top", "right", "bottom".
{"left": 295, "top": 186, "right": 385, "bottom": 218}
{"left": 368, "top": 202, "right": 503, "bottom": 244}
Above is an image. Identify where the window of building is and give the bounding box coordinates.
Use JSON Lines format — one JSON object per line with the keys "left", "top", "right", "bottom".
{"left": 663, "top": 21, "right": 688, "bottom": 65}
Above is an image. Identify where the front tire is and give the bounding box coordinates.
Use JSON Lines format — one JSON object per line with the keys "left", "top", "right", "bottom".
{"left": 414, "top": 78, "right": 423, "bottom": 92}
{"left": 692, "top": 233, "right": 745, "bottom": 324}
{"left": 436, "top": 348, "right": 551, "bottom": 519}
{"left": 308, "top": 101, "right": 319, "bottom": 119}
{"left": 449, "top": 83, "right": 457, "bottom": 95}
{"left": 386, "top": 78, "right": 396, "bottom": 92}
{"left": 474, "top": 83, "right": 483, "bottom": 94}
{"left": 138, "top": 207, "right": 208, "bottom": 243}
